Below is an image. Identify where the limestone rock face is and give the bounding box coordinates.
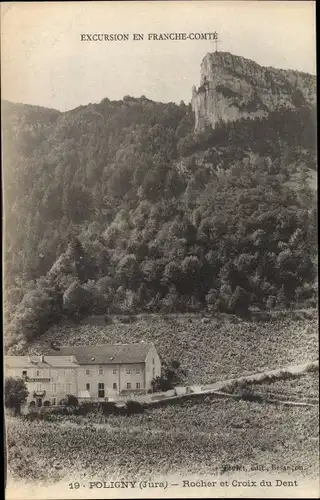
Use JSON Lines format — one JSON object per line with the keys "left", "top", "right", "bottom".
{"left": 191, "top": 52, "right": 316, "bottom": 132}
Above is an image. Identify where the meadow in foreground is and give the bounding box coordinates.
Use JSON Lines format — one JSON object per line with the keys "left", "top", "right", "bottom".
{"left": 7, "top": 397, "right": 319, "bottom": 484}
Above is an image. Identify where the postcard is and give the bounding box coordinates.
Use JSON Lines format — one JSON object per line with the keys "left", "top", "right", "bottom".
{"left": 2, "top": 1, "right": 318, "bottom": 499}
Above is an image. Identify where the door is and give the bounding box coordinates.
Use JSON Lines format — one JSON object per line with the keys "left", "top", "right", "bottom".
{"left": 36, "top": 398, "right": 42, "bottom": 407}
{"left": 98, "top": 383, "right": 105, "bottom": 399}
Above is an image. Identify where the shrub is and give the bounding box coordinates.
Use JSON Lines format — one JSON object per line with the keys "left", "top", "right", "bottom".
{"left": 104, "top": 315, "right": 113, "bottom": 324}
{"left": 59, "top": 396, "right": 79, "bottom": 407}
{"left": 52, "top": 406, "right": 75, "bottom": 416}
{"left": 75, "top": 402, "right": 103, "bottom": 415}
{"left": 118, "top": 315, "right": 132, "bottom": 324}
{"left": 230, "top": 381, "right": 265, "bottom": 402}
{"left": 241, "top": 390, "right": 265, "bottom": 403}
{"left": 125, "top": 400, "right": 147, "bottom": 415}
{"left": 250, "top": 311, "right": 272, "bottom": 322}
{"left": 117, "top": 314, "right": 138, "bottom": 324}
{"left": 63, "top": 394, "right": 79, "bottom": 407}
{"left": 75, "top": 402, "right": 93, "bottom": 415}
{"left": 24, "top": 411, "right": 39, "bottom": 421}
{"left": 128, "top": 314, "right": 138, "bottom": 323}
{"left": 278, "top": 370, "right": 297, "bottom": 381}
{"left": 101, "top": 402, "right": 118, "bottom": 415}
{"left": 304, "top": 362, "right": 319, "bottom": 373}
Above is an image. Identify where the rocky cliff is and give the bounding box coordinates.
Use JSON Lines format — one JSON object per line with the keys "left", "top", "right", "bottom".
{"left": 191, "top": 52, "right": 316, "bottom": 132}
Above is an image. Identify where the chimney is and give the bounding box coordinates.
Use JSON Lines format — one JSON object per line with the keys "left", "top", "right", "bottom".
{"left": 70, "top": 355, "right": 76, "bottom": 363}
{"left": 40, "top": 355, "right": 44, "bottom": 363}
{"left": 27, "top": 356, "right": 32, "bottom": 363}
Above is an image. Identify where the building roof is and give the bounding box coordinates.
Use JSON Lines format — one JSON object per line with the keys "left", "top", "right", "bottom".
{"left": 52, "top": 342, "right": 154, "bottom": 365}
{"left": 4, "top": 356, "right": 78, "bottom": 368}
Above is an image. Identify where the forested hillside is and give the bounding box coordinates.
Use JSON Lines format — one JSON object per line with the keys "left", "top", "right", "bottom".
{"left": 2, "top": 91, "right": 317, "bottom": 354}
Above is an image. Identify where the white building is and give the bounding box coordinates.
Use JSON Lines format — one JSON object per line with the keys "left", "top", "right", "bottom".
{"left": 4, "top": 355, "right": 77, "bottom": 408}
{"left": 5, "top": 342, "right": 161, "bottom": 407}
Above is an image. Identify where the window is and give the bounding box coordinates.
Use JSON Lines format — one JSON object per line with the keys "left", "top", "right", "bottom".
{"left": 36, "top": 383, "right": 42, "bottom": 391}
{"left": 113, "top": 383, "right": 117, "bottom": 390}
{"left": 86, "top": 383, "right": 90, "bottom": 391}
{"left": 136, "top": 368, "right": 141, "bottom": 374}
{"left": 125, "top": 368, "right": 131, "bottom": 375}
{"left": 152, "top": 358, "right": 155, "bottom": 365}
{"left": 67, "top": 384, "right": 71, "bottom": 393}
{"left": 36, "top": 370, "right": 41, "bottom": 376}
{"left": 127, "top": 383, "right": 131, "bottom": 389}
{"left": 136, "top": 383, "right": 141, "bottom": 389}
{"left": 112, "top": 368, "right": 117, "bottom": 374}
{"left": 86, "top": 369, "right": 90, "bottom": 375}
{"left": 98, "top": 368, "right": 104, "bottom": 375}
{"left": 52, "top": 398, "right": 56, "bottom": 406}
{"left": 98, "top": 383, "right": 105, "bottom": 398}
{"left": 153, "top": 367, "right": 155, "bottom": 377}
{"left": 22, "top": 370, "right": 27, "bottom": 377}
{"left": 52, "top": 384, "right": 57, "bottom": 394}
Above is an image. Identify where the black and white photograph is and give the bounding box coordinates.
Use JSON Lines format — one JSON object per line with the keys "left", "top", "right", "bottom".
{"left": 2, "top": 1, "right": 318, "bottom": 498}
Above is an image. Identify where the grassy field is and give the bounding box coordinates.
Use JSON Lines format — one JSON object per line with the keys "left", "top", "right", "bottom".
{"left": 31, "top": 310, "right": 318, "bottom": 385}
{"left": 237, "top": 372, "right": 319, "bottom": 403}
{"left": 6, "top": 396, "right": 319, "bottom": 483}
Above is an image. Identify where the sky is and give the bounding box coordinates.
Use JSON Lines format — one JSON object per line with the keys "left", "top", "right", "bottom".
{"left": 1, "top": 1, "right": 316, "bottom": 112}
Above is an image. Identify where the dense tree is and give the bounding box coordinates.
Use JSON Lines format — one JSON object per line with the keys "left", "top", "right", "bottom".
{"left": 60, "top": 394, "right": 79, "bottom": 407}
{"left": 2, "top": 95, "right": 317, "bottom": 352}
{"left": 5, "top": 377, "right": 29, "bottom": 415}
{"left": 151, "top": 359, "right": 186, "bottom": 392}
{"left": 63, "top": 281, "right": 93, "bottom": 320}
